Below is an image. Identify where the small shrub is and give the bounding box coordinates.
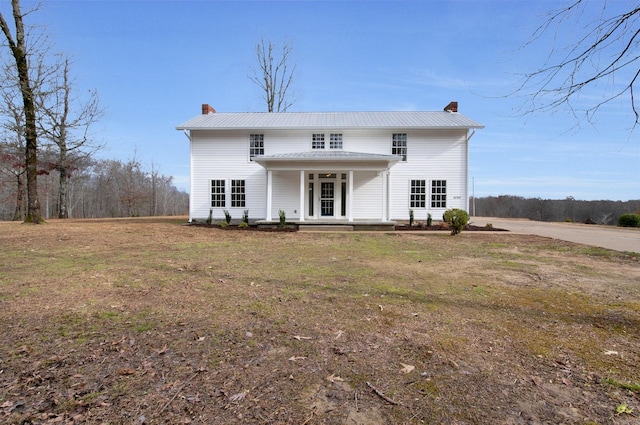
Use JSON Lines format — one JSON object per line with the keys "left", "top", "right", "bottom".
{"left": 409, "top": 209, "right": 414, "bottom": 227}
{"left": 239, "top": 221, "right": 249, "bottom": 229}
{"left": 278, "top": 210, "right": 286, "bottom": 227}
{"left": 242, "top": 209, "right": 249, "bottom": 224}
{"left": 218, "top": 221, "right": 228, "bottom": 228}
{"left": 443, "top": 208, "right": 470, "bottom": 236}
{"left": 223, "top": 210, "right": 231, "bottom": 224}
{"left": 618, "top": 213, "right": 640, "bottom": 227}
{"left": 206, "top": 209, "right": 213, "bottom": 225}
{"left": 427, "top": 213, "right": 432, "bottom": 227}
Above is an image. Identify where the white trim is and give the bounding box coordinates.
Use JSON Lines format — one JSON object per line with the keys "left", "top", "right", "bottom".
{"left": 381, "top": 171, "right": 387, "bottom": 221}
{"left": 189, "top": 134, "right": 194, "bottom": 221}
{"left": 299, "top": 170, "right": 305, "bottom": 222}
{"left": 348, "top": 170, "right": 354, "bottom": 222}
{"left": 266, "top": 170, "right": 273, "bottom": 221}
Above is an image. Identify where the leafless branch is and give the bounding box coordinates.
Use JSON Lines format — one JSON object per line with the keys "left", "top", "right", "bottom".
{"left": 249, "top": 37, "right": 296, "bottom": 112}
{"left": 515, "top": 1, "right": 640, "bottom": 129}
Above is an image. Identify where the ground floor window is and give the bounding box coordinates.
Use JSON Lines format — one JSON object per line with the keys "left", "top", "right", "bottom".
{"left": 410, "top": 179, "right": 426, "bottom": 208}
{"left": 431, "top": 180, "right": 447, "bottom": 208}
{"left": 231, "top": 180, "right": 245, "bottom": 207}
{"left": 211, "top": 179, "right": 225, "bottom": 207}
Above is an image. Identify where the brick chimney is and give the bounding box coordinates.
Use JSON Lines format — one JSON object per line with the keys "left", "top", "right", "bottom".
{"left": 443, "top": 101, "right": 458, "bottom": 113}
{"left": 202, "top": 103, "right": 216, "bottom": 115}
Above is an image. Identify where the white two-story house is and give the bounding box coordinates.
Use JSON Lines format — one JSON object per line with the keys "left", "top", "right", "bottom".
{"left": 176, "top": 102, "right": 483, "bottom": 226}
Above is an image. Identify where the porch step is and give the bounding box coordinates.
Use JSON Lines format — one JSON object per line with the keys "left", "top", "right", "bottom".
{"left": 298, "top": 224, "right": 354, "bottom": 232}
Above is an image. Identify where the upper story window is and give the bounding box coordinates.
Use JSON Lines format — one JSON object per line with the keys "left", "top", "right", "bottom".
{"left": 249, "top": 134, "right": 264, "bottom": 160}
{"left": 312, "top": 134, "right": 325, "bottom": 149}
{"left": 392, "top": 133, "right": 407, "bottom": 161}
{"left": 330, "top": 133, "right": 343, "bottom": 149}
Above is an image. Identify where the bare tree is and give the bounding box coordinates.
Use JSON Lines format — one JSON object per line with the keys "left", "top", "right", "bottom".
{"left": 37, "top": 55, "right": 102, "bottom": 218}
{"left": 517, "top": 1, "right": 640, "bottom": 127}
{"left": 0, "top": 0, "right": 43, "bottom": 223}
{"left": 0, "top": 81, "right": 27, "bottom": 220}
{"left": 249, "top": 38, "right": 296, "bottom": 112}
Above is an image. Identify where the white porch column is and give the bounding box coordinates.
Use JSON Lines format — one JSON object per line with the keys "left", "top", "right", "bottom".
{"left": 299, "top": 170, "right": 305, "bottom": 222}
{"left": 381, "top": 170, "right": 388, "bottom": 221}
{"left": 348, "top": 171, "right": 354, "bottom": 222}
{"left": 266, "top": 170, "right": 273, "bottom": 221}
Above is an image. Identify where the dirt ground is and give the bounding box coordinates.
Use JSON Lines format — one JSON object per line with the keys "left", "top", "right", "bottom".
{"left": 0, "top": 217, "right": 639, "bottom": 424}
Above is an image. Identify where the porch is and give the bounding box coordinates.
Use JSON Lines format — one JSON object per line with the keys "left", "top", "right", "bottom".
{"left": 253, "top": 151, "right": 402, "bottom": 224}
{"left": 256, "top": 219, "right": 396, "bottom": 231}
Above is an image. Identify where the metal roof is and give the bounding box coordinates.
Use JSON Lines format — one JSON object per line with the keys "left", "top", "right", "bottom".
{"left": 176, "top": 111, "right": 484, "bottom": 131}
{"left": 253, "top": 150, "right": 403, "bottom": 162}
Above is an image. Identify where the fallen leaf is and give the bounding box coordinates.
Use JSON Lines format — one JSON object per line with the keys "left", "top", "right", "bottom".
{"left": 288, "top": 356, "right": 307, "bottom": 361}
{"left": 561, "top": 377, "right": 574, "bottom": 387}
{"left": 326, "top": 374, "right": 344, "bottom": 383}
{"left": 604, "top": 350, "right": 618, "bottom": 355}
{"left": 335, "top": 330, "right": 344, "bottom": 339}
{"left": 229, "top": 390, "right": 248, "bottom": 402}
{"left": 378, "top": 304, "right": 384, "bottom": 311}
{"left": 15, "top": 345, "right": 32, "bottom": 355}
{"left": 118, "top": 368, "right": 135, "bottom": 376}
{"left": 400, "top": 363, "right": 415, "bottom": 374}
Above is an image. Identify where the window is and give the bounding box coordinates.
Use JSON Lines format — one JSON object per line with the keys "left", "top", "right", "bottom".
{"left": 231, "top": 180, "right": 245, "bottom": 207}
{"left": 330, "top": 133, "right": 343, "bottom": 149}
{"left": 431, "top": 180, "right": 447, "bottom": 208}
{"left": 410, "top": 180, "right": 426, "bottom": 208}
{"left": 211, "top": 179, "right": 225, "bottom": 207}
{"left": 312, "top": 134, "right": 325, "bottom": 149}
{"left": 249, "top": 134, "right": 264, "bottom": 160}
{"left": 392, "top": 133, "right": 407, "bottom": 161}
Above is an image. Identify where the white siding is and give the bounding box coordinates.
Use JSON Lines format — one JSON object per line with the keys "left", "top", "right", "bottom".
{"left": 388, "top": 129, "right": 469, "bottom": 221}
{"left": 271, "top": 171, "right": 300, "bottom": 220}
{"left": 188, "top": 127, "right": 471, "bottom": 222}
{"left": 190, "top": 131, "right": 266, "bottom": 221}
{"left": 352, "top": 171, "right": 383, "bottom": 220}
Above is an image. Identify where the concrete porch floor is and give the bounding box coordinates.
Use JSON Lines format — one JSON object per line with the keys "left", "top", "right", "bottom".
{"left": 256, "top": 220, "right": 396, "bottom": 231}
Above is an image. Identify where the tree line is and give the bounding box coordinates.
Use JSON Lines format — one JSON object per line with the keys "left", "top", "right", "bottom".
{"left": 471, "top": 195, "right": 640, "bottom": 225}
{"left": 0, "top": 155, "right": 188, "bottom": 220}
{"left": 1, "top": 1, "right": 188, "bottom": 221}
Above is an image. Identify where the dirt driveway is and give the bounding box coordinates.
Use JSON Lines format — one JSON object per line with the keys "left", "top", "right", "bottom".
{"left": 472, "top": 216, "right": 640, "bottom": 253}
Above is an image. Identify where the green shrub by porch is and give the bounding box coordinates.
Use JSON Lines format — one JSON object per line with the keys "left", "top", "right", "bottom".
{"left": 443, "top": 208, "right": 470, "bottom": 235}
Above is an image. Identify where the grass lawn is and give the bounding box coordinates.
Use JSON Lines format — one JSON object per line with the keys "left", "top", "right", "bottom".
{"left": 0, "top": 217, "right": 639, "bottom": 424}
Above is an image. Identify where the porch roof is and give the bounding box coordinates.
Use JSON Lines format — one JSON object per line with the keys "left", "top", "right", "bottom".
{"left": 252, "top": 150, "right": 402, "bottom": 168}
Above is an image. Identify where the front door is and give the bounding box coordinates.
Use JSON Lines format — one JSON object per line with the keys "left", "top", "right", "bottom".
{"left": 320, "top": 182, "right": 334, "bottom": 217}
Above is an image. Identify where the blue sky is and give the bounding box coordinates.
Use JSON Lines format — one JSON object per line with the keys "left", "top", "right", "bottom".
{"left": 4, "top": 0, "right": 639, "bottom": 201}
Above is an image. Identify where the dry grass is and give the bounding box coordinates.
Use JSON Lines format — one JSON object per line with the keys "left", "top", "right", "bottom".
{"left": 0, "top": 217, "right": 639, "bottom": 424}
